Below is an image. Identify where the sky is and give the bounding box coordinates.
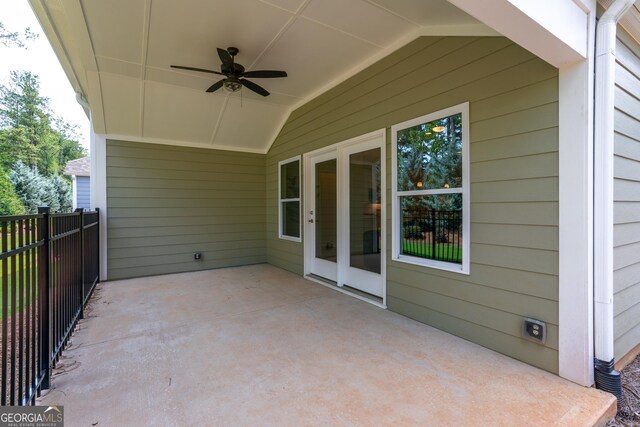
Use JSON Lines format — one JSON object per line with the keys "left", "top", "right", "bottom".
{"left": 0, "top": 1, "right": 90, "bottom": 151}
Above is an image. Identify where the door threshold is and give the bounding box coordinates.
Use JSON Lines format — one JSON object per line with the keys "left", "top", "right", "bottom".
{"left": 305, "top": 274, "right": 386, "bottom": 308}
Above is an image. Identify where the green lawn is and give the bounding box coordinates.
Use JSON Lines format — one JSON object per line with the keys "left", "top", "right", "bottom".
{"left": 401, "top": 240, "right": 462, "bottom": 263}
{"left": 0, "top": 257, "right": 39, "bottom": 318}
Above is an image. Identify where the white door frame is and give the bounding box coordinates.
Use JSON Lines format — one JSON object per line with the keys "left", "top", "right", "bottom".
{"left": 304, "top": 149, "right": 338, "bottom": 282}
{"left": 303, "top": 129, "right": 387, "bottom": 307}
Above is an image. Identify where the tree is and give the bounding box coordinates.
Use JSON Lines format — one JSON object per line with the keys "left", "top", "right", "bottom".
{"left": 0, "top": 70, "right": 86, "bottom": 175}
{"left": 8, "top": 161, "right": 72, "bottom": 214}
{"left": 0, "top": 169, "right": 25, "bottom": 215}
{"left": 0, "top": 21, "right": 37, "bottom": 48}
{"left": 397, "top": 113, "right": 463, "bottom": 212}
{"left": 9, "top": 160, "right": 45, "bottom": 213}
{"left": 49, "top": 173, "right": 72, "bottom": 212}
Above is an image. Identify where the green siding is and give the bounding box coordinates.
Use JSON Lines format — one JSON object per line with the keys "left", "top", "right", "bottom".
{"left": 266, "top": 36, "right": 560, "bottom": 373}
{"left": 614, "top": 31, "right": 640, "bottom": 361}
{"left": 106, "top": 140, "right": 266, "bottom": 280}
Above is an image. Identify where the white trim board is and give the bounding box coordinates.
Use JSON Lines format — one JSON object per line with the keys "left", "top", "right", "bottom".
{"left": 90, "top": 121, "right": 109, "bottom": 281}
{"left": 557, "top": 6, "right": 596, "bottom": 387}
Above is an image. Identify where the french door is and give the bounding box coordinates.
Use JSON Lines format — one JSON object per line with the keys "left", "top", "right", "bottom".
{"left": 304, "top": 130, "right": 385, "bottom": 301}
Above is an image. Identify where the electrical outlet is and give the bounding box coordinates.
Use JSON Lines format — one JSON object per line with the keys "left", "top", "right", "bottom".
{"left": 193, "top": 252, "right": 202, "bottom": 260}
{"left": 523, "top": 318, "right": 546, "bottom": 344}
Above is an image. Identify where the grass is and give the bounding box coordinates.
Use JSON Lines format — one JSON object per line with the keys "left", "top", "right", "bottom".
{"left": 0, "top": 257, "right": 39, "bottom": 318}
{"left": 401, "top": 239, "right": 462, "bottom": 263}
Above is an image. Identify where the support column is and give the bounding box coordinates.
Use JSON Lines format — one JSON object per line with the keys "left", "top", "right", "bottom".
{"left": 90, "top": 117, "right": 108, "bottom": 281}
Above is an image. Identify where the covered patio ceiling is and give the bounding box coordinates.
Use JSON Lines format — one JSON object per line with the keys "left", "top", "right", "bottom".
{"left": 29, "top": 0, "right": 495, "bottom": 153}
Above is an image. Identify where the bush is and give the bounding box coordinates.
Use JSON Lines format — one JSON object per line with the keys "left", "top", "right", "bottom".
{"left": 8, "top": 161, "right": 72, "bottom": 214}
{"left": 0, "top": 169, "right": 25, "bottom": 215}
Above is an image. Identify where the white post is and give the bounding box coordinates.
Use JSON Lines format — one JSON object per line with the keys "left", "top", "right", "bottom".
{"left": 90, "top": 116, "right": 108, "bottom": 281}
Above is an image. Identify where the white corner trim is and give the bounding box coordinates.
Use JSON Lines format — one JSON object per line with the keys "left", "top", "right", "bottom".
{"left": 71, "top": 175, "right": 78, "bottom": 211}
{"left": 90, "top": 119, "right": 108, "bottom": 281}
{"left": 558, "top": 7, "right": 596, "bottom": 386}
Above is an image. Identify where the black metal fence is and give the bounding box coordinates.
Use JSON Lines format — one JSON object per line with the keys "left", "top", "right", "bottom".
{"left": 0, "top": 207, "right": 99, "bottom": 406}
{"left": 401, "top": 208, "right": 463, "bottom": 263}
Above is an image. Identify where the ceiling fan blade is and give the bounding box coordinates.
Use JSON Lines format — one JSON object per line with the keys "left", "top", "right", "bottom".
{"left": 217, "top": 48, "right": 233, "bottom": 67}
{"left": 241, "top": 70, "right": 287, "bottom": 78}
{"left": 171, "top": 65, "right": 223, "bottom": 75}
{"left": 206, "top": 79, "right": 226, "bottom": 93}
{"left": 240, "top": 79, "right": 270, "bottom": 97}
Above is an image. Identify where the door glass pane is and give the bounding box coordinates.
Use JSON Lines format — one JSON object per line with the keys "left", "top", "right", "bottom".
{"left": 315, "top": 159, "right": 337, "bottom": 262}
{"left": 349, "top": 148, "right": 381, "bottom": 274}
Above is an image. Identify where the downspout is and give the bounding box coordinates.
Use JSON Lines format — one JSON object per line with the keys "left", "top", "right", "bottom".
{"left": 593, "top": 0, "right": 634, "bottom": 405}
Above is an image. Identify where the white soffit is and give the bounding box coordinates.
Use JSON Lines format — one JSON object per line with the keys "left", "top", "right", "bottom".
{"left": 31, "top": 0, "right": 486, "bottom": 153}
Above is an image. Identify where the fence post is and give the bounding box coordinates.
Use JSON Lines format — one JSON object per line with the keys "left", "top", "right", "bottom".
{"left": 37, "top": 206, "right": 51, "bottom": 391}
{"left": 95, "top": 207, "right": 100, "bottom": 284}
{"left": 431, "top": 208, "right": 436, "bottom": 259}
{"left": 75, "top": 208, "right": 85, "bottom": 320}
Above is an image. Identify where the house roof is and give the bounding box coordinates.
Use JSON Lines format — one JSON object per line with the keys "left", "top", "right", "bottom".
{"left": 64, "top": 156, "right": 90, "bottom": 177}
{"left": 27, "top": 0, "right": 493, "bottom": 154}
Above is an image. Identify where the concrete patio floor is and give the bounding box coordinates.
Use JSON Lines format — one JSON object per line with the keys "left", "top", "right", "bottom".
{"left": 39, "top": 264, "right": 615, "bottom": 426}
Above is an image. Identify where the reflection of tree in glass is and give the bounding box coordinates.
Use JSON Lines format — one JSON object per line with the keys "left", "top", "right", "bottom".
{"left": 397, "top": 113, "right": 462, "bottom": 212}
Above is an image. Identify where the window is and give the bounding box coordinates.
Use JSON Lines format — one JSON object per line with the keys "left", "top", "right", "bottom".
{"left": 279, "top": 156, "right": 301, "bottom": 241}
{"left": 391, "top": 103, "right": 470, "bottom": 274}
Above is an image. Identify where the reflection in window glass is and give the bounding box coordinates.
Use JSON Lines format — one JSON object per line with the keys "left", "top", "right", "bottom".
{"left": 282, "top": 201, "right": 300, "bottom": 238}
{"left": 280, "top": 160, "right": 300, "bottom": 199}
{"left": 397, "top": 113, "right": 462, "bottom": 192}
{"left": 349, "top": 148, "right": 381, "bottom": 274}
{"left": 400, "top": 194, "right": 462, "bottom": 264}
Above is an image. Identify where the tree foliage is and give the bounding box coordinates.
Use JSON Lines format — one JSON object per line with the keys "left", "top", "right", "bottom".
{"left": 8, "top": 161, "right": 71, "bottom": 214}
{"left": 0, "top": 168, "right": 25, "bottom": 215}
{"left": 0, "top": 21, "right": 38, "bottom": 49}
{"left": 0, "top": 70, "right": 86, "bottom": 176}
{"left": 397, "top": 113, "right": 463, "bottom": 212}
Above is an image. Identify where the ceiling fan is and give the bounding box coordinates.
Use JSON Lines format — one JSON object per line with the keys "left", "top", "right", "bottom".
{"left": 170, "top": 47, "right": 287, "bottom": 97}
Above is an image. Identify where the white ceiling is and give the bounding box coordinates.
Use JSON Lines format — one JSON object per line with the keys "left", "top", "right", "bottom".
{"left": 32, "top": 0, "right": 492, "bottom": 153}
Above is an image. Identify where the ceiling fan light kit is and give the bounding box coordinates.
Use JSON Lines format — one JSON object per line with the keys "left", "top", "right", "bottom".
{"left": 171, "top": 46, "right": 287, "bottom": 97}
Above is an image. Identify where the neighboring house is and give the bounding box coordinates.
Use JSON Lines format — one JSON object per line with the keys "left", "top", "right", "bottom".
{"left": 29, "top": 0, "right": 640, "bottom": 399}
{"left": 64, "top": 156, "right": 91, "bottom": 210}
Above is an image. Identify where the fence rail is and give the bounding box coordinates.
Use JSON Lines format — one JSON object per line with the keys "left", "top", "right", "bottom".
{"left": 0, "top": 207, "right": 99, "bottom": 406}
{"left": 401, "top": 208, "right": 462, "bottom": 263}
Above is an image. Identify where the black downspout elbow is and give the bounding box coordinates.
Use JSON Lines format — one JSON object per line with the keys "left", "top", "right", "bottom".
{"left": 594, "top": 358, "right": 622, "bottom": 410}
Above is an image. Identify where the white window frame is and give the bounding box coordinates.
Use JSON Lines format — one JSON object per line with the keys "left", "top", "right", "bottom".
{"left": 278, "top": 155, "right": 302, "bottom": 242}
{"left": 391, "top": 102, "right": 470, "bottom": 274}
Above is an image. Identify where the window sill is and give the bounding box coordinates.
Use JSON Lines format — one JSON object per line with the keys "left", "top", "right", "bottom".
{"left": 393, "top": 254, "right": 469, "bottom": 275}
{"left": 279, "top": 235, "right": 302, "bottom": 243}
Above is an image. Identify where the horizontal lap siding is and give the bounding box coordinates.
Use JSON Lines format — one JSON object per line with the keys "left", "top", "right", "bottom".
{"left": 266, "top": 36, "right": 559, "bottom": 373}
{"left": 614, "top": 33, "right": 640, "bottom": 361}
{"left": 107, "top": 140, "right": 266, "bottom": 280}
{"left": 76, "top": 176, "right": 91, "bottom": 209}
